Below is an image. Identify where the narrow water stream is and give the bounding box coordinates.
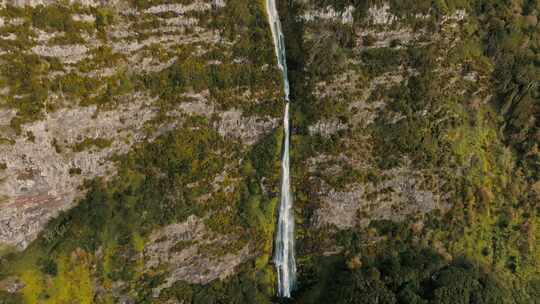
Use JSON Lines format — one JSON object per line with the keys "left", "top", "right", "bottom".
{"left": 265, "top": 0, "right": 296, "bottom": 298}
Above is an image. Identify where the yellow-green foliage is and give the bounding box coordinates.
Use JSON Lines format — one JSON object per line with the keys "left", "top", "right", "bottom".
{"left": 101, "top": 239, "right": 116, "bottom": 280}
{"left": 132, "top": 232, "right": 145, "bottom": 253}
{"left": 437, "top": 106, "right": 540, "bottom": 284}
{"left": 449, "top": 212, "right": 495, "bottom": 262}
{"left": 445, "top": 109, "right": 499, "bottom": 188}
{"left": 132, "top": 232, "right": 145, "bottom": 277}
{"left": 258, "top": 197, "right": 279, "bottom": 265}
{"left": 31, "top": 4, "right": 94, "bottom": 34}
{"left": 76, "top": 46, "right": 125, "bottom": 73}
{"left": 71, "top": 137, "right": 112, "bottom": 152}
{"left": 46, "top": 254, "right": 93, "bottom": 304}
{"left": 0, "top": 53, "right": 49, "bottom": 130}
{"left": 21, "top": 270, "right": 44, "bottom": 304}
{"left": 0, "top": 244, "right": 16, "bottom": 258}
{"left": 18, "top": 253, "right": 94, "bottom": 304}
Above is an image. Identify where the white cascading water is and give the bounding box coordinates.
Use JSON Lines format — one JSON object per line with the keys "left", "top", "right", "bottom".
{"left": 266, "top": 0, "right": 296, "bottom": 298}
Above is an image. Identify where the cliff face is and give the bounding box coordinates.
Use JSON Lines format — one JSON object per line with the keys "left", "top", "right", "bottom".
{"left": 0, "top": 0, "right": 280, "bottom": 251}
{"left": 288, "top": 1, "right": 539, "bottom": 301}
{"left": 0, "top": 0, "right": 539, "bottom": 303}
{"left": 0, "top": 0, "right": 282, "bottom": 302}
{"left": 296, "top": 2, "right": 472, "bottom": 235}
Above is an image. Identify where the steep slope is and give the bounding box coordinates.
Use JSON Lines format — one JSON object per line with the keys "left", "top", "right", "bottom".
{"left": 0, "top": 0, "right": 539, "bottom": 303}
{"left": 0, "top": 0, "right": 284, "bottom": 302}
{"left": 285, "top": 0, "right": 540, "bottom": 302}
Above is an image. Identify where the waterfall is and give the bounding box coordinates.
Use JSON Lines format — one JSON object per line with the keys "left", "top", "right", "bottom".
{"left": 266, "top": 0, "right": 296, "bottom": 298}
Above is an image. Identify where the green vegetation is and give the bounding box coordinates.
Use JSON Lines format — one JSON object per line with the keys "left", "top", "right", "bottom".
{"left": 361, "top": 47, "right": 404, "bottom": 76}
{"left": 0, "top": 118, "right": 280, "bottom": 302}
{"left": 285, "top": 0, "right": 540, "bottom": 303}
{"left": 0, "top": 0, "right": 281, "bottom": 131}
{"left": 471, "top": 0, "right": 540, "bottom": 182}
{"left": 0, "top": 4, "right": 113, "bottom": 130}
{"left": 0, "top": 1, "right": 283, "bottom": 303}
{"left": 18, "top": 253, "right": 93, "bottom": 304}
{"left": 159, "top": 265, "right": 275, "bottom": 304}
{"left": 0, "top": 53, "right": 49, "bottom": 133}
{"left": 68, "top": 167, "right": 82, "bottom": 175}
{"left": 30, "top": 4, "right": 94, "bottom": 34}
{"left": 71, "top": 137, "right": 112, "bottom": 152}
{"left": 135, "top": 0, "right": 281, "bottom": 117}
{"left": 0, "top": 0, "right": 538, "bottom": 303}
{"left": 295, "top": 240, "right": 513, "bottom": 304}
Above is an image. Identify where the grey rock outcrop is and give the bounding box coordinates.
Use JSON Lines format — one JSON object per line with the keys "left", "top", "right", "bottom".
{"left": 303, "top": 5, "right": 354, "bottom": 24}
{"left": 0, "top": 0, "right": 279, "bottom": 251}
{"left": 301, "top": 2, "right": 473, "bottom": 234}
{"left": 315, "top": 165, "right": 450, "bottom": 229}
{"left": 0, "top": 95, "right": 156, "bottom": 249}
{"left": 0, "top": 276, "right": 24, "bottom": 293}
{"left": 1, "top": 0, "right": 112, "bottom": 7}
{"left": 144, "top": 216, "right": 252, "bottom": 296}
